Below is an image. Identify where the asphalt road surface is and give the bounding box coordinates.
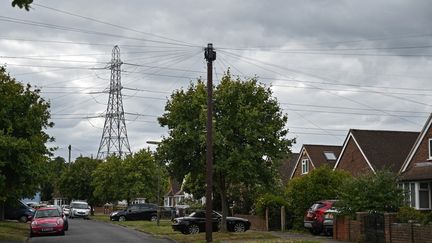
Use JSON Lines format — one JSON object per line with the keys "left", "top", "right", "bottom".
{"left": 29, "top": 218, "right": 172, "bottom": 243}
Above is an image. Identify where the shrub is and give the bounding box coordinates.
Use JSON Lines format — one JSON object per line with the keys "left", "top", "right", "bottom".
{"left": 397, "top": 206, "right": 425, "bottom": 223}
{"left": 255, "top": 193, "right": 288, "bottom": 216}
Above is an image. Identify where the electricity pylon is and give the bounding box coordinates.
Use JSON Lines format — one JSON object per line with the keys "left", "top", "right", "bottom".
{"left": 97, "top": 45, "right": 131, "bottom": 160}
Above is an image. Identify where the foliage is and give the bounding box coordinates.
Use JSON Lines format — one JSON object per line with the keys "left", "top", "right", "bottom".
{"left": 338, "top": 170, "right": 404, "bottom": 217}
{"left": 255, "top": 193, "right": 288, "bottom": 216}
{"left": 397, "top": 206, "right": 432, "bottom": 224}
{"left": 58, "top": 156, "right": 101, "bottom": 206}
{"left": 92, "top": 149, "right": 168, "bottom": 205}
{"left": 11, "top": 0, "right": 33, "bottom": 11}
{"left": 40, "top": 156, "right": 66, "bottom": 201}
{"left": 157, "top": 71, "right": 293, "bottom": 230}
{"left": 284, "top": 166, "right": 350, "bottom": 229}
{"left": 0, "top": 66, "right": 53, "bottom": 206}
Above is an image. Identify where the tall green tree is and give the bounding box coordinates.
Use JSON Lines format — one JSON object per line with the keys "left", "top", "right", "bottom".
{"left": 58, "top": 156, "right": 101, "bottom": 209}
{"left": 0, "top": 66, "right": 53, "bottom": 220}
{"left": 92, "top": 149, "right": 168, "bottom": 205}
{"left": 40, "top": 156, "right": 66, "bottom": 202}
{"left": 285, "top": 166, "right": 350, "bottom": 229}
{"left": 157, "top": 72, "right": 293, "bottom": 231}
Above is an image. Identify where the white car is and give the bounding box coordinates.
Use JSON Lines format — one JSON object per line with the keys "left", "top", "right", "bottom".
{"left": 69, "top": 201, "right": 90, "bottom": 219}
{"left": 62, "top": 205, "right": 70, "bottom": 216}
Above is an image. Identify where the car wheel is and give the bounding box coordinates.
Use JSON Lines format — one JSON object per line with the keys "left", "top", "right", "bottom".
{"left": 29, "top": 231, "right": 34, "bottom": 238}
{"left": 310, "top": 228, "right": 322, "bottom": 235}
{"left": 150, "top": 215, "right": 158, "bottom": 222}
{"left": 233, "top": 222, "right": 246, "bottom": 232}
{"left": 60, "top": 230, "right": 65, "bottom": 236}
{"left": 187, "top": 224, "right": 200, "bottom": 234}
{"left": 119, "top": 216, "right": 126, "bottom": 222}
{"left": 18, "top": 215, "right": 27, "bottom": 223}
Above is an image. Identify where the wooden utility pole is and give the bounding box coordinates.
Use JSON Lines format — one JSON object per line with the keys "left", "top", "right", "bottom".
{"left": 204, "top": 43, "right": 216, "bottom": 243}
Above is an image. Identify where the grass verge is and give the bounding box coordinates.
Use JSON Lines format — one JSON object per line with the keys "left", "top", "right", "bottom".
{"left": 91, "top": 214, "right": 318, "bottom": 243}
{"left": 0, "top": 220, "right": 29, "bottom": 241}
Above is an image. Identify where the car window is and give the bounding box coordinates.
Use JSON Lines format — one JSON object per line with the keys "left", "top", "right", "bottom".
{"left": 311, "top": 203, "right": 324, "bottom": 211}
{"left": 35, "top": 209, "right": 60, "bottom": 218}
{"left": 71, "top": 203, "right": 88, "bottom": 209}
{"left": 192, "top": 211, "right": 205, "bottom": 218}
{"left": 128, "top": 205, "right": 140, "bottom": 212}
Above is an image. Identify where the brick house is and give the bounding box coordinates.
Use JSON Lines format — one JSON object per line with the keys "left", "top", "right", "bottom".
{"left": 333, "top": 129, "right": 419, "bottom": 176}
{"left": 399, "top": 114, "right": 432, "bottom": 210}
{"left": 290, "top": 144, "right": 342, "bottom": 179}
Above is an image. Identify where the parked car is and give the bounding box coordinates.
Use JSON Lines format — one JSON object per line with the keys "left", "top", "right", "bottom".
{"left": 304, "top": 200, "right": 338, "bottom": 235}
{"left": 30, "top": 207, "right": 65, "bottom": 237}
{"left": 4, "top": 199, "right": 35, "bottom": 223}
{"left": 172, "top": 210, "right": 251, "bottom": 234}
{"left": 110, "top": 203, "right": 158, "bottom": 221}
{"left": 158, "top": 206, "right": 176, "bottom": 219}
{"left": 69, "top": 201, "right": 90, "bottom": 219}
{"left": 62, "top": 205, "right": 70, "bottom": 216}
{"left": 48, "top": 205, "right": 68, "bottom": 231}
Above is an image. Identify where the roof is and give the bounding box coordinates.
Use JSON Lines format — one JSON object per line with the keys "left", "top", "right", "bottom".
{"left": 303, "top": 144, "right": 342, "bottom": 168}
{"left": 164, "top": 178, "right": 181, "bottom": 197}
{"left": 278, "top": 153, "right": 299, "bottom": 184}
{"left": 399, "top": 162, "right": 432, "bottom": 181}
{"left": 348, "top": 129, "right": 419, "bottom": 172}
{"left": 400, "top": 113, "right": 432, "bottom": 173}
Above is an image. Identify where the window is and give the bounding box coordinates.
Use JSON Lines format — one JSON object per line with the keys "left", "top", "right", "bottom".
{"left": 429, "top": 139, "right": 432, "bottom": 160}
{"left": 301, "top": 159, "right": 309, "bottom": 174}
{"left": 323, "top": 152, "right": 337, "bottom": 160}
{"left": 419, "top": 183, "right": 431, "bottom": 209}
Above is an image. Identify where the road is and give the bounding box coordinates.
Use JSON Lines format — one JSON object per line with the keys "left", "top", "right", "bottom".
{"left": 29, "top": 218, "right": 172, "bottom": 243}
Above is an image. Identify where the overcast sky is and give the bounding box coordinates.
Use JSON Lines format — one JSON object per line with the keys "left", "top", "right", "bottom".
{"left": 1, "top": 0, "right": 431, "bottom": 161}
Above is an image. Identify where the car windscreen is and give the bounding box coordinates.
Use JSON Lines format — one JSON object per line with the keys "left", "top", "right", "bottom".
{"left": 35, "top": 209, "right": 60, "bottom": 218}
{"left": 70, "top": 203, "right": 88, "bottom": 209}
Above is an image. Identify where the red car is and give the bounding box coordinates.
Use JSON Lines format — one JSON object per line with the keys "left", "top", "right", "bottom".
{"left": 304, "top": 200, "right": 337, "bottom": 235}
{"left": 30, "top": 207, "right": 66, "bottom": 237}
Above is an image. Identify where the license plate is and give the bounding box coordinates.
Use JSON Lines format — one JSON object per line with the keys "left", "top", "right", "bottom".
{"left": 41, "top": 228, "right": 53, "bottom": 232}
{"left": 304, "top": 222, "right": 312, "bottom": 228}
{"left": 326, "top": 214, "right": 333, "bottom": 219}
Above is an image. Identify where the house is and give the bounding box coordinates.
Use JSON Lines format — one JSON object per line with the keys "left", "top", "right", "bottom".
{"left": 399, "top": 114, "right": 432, "bottom": 210}
{"left": 164, "top": 178, "right": 182, "bottom": 207}
{"left": 278, "top": 152, "right": 299, "bottom": 184}
{"left": 334, "top": 129, "right": 419, "bottom": 176}
{"left": 290, "top": 145, "right": 342, "bottom": 179}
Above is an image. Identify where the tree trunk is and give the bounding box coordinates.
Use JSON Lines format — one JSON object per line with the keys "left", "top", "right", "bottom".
{"left": 0, "top": 200, "right": 4, "bottom": 221}
{"left": 219, "top": 184, "right": 228, "bottom": 232}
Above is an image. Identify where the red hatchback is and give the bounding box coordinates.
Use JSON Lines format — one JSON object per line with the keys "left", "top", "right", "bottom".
{"left": 30, "top": 207, "right": 65, "bottom": 237}
{"left": 304, "top": 200, "right": 337, "bottom": 235}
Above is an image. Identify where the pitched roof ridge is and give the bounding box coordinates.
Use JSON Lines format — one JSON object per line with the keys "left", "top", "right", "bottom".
{"left": 350, "top": 128, "right": 419, "bottom": 133}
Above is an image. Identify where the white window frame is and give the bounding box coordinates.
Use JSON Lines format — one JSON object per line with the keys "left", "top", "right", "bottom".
{"left": 301, "top": 159, "right": 309, "bottom": 174}
{"left": 429, "top": 138, "right": 432, "bottom": 160}
{"left": 418, "top": 182, "right": 431, "bottom": 210}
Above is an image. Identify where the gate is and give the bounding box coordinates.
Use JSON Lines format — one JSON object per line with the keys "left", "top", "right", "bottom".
{"left": 364, "top": 213, "right": 385, "bottom": 243}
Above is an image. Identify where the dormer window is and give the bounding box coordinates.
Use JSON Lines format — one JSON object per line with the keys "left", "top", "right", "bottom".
{"left": 323, "top": 152, "right": 337, "bottom": 160}
{"left": 301, "top": 159, "right": 309, "bottom": 174}
{"left": 429, "top": 138, "right": 432, "bottom": 160}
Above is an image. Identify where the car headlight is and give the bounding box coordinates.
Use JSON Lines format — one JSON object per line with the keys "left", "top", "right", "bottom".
{"left": 57, "top": 218, "right": 63, "bottom": 225}
{"left": 31, "top": 221, "right": 38, "bottom": 226}
{"left": 111, "top": 212, "right": 118, "bottom": 216}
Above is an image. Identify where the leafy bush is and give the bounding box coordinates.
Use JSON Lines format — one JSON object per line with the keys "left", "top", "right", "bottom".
{"left": 397, "top": 206, "right": 432, "bottom": 225}
{"left": 338, "top": 170, "right": 404, "bottom": 217}
{"left": 284, "top": 166, "right": 350, "bottom": 229}
{"left": 255, "top": 193, "right": 288, "bottom": 216}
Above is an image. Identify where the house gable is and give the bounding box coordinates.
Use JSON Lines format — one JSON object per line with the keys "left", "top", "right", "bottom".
{"left": 290, "top": 147, "right": 314, "bottom": 179}
{"left": 401, "top": 114, "right": 432, "bottom": 173}
{"left": 334, "top": 133, "right": 375, "bottom": 176}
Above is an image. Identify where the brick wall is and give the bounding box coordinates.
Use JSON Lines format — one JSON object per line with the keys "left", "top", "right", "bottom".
{"left": 292, "top": 152, "right": 313, "bottom": 178}
{"left": 334, "top": 212, "right": 432, "bottom": 243}
{"left": 234, "top": 214, "right": 267, "bottom": 231}
{"left": 407, "top": 127, "right": 432, "bottom": 170}
{"left": 336, "top": 137, "right": 373, "bottom": 176}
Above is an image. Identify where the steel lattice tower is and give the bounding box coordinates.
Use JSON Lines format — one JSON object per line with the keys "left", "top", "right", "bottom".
{"left": 97, "top": 45, "right": 131, "bottom": 159}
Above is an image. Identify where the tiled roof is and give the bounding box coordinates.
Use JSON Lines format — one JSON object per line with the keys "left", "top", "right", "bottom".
{"left": 399, "top": 162, "right": 432, "bottom": 181}
{"left": 350, "top": 129, "right": 419, "bottom": 173}
{"left": 303, "top": 144, "right": 342, "bottom": 168}
{"left": 164, "top": 178, "right": 181, "bottom": 197}
{"left": 279, "top": 153, "right": 299, "bottom": 184}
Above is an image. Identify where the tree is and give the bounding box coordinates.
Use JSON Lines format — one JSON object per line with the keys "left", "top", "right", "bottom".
{"left": 284, "top": 166, "right": 350, "bottom": 229}
{"left": 157, "top": 72, "right": 293, "bottom": 231}
{"left": 40, "top": 156, "right": 67, "bottom": 202}
{"left": 92, "top": 149, "right": 168, "bottom": 205}
{"left": 0, "top": 66, "right": 53, "bottom": 220}
{"left": 338, "top": 170, "right": 404, "bottom": 217}
{"left": 58, "top": 156, "right": 101, "bottom": 211}
{"left": 11, "top": 0, "right": 33, "bottom": 11}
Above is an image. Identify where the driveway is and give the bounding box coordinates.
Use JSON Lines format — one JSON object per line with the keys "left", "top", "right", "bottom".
{"left": 271, "top": 231, "right": 349, "bottom": 243}
{"left": 29, "top": 218, "right": 172, "bottom": 243}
